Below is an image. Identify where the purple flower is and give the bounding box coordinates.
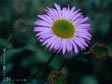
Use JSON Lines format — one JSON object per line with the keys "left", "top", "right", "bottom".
{"left": 34, "top": 3, "right": 92, "bottom": 54}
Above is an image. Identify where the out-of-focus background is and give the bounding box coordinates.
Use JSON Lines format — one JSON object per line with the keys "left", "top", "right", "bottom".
{"left": 0, "top": 0, "right": 112, "bottom": 84}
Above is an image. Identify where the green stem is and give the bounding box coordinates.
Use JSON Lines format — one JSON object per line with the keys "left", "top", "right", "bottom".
{"left": 27, "top": 52, "right": 57, "bottom": 81}
{"left": 5, "top": 33, "right": 14, "bottom": 48}
{"left": 46, "top": 52, "right": 57, "bottom": 65}
{"left": 58, "top": 64, "right": 65, "bottom": 71}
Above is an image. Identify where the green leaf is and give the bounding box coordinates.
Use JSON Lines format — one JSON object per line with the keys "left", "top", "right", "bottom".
{"left": 35, "top": 45, "right": 52, "bottom": 63}
{"left": 49, "top": 54, "right": 62, "bottom": 69}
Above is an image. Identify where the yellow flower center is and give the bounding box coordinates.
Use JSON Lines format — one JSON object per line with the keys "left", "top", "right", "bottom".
{"left": 52, "top": 19, "right": 75, "bottom": 38}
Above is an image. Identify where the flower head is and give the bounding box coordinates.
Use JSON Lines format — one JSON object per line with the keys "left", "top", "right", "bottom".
{"left": 90, "top": 43, "right": 109, "bottom": 60}
{"left": 13, "top": 0, "right": 27, "bottom": 14}
{"left": 34, "top": 3, "right": 92, "bottom": 54}
{"left": 14, "top": 18, "right": 30, "bottom": 35}
{"left": 48, "top": 70, "right": 66, "bottom": 84}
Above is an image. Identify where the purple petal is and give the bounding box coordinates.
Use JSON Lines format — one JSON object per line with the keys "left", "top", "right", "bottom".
{"left": 66, "top": 40, "right": 72, "bottom": 53}
{"left": 35, "top": 20, "right": 51, "bottom": 27}
{"left": 72, "top": 37, "right": 85, "bottom": 50}
{"left": 38, "top": 15, "right": 53, "bottom": 23}
{"left": 54, "top": 37, "right": 61, "bottom": 50}
{"left": 75, "top": 32, "right": 92, "bottom": 40}
{"left": 71, "top": 39, "right": 79, "bottom": 54}
{"left": 69, "top": 9, "right": 80, "bottom": 21}
{"left": 34, "top": 27, "right": 50, "bottom": 32}
{"left": 54, "top": 3, "right": 62, "bottom": 18}
{"left": 72, "top": 13, "right": 82, "bottom": 21}
{"left": 62, "top": 39, "right": 67, "bottom": 54}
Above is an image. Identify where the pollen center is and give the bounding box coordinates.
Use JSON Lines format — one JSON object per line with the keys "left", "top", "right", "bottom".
{"left": 52, "top": 19, "right": 75, "bottom": 38}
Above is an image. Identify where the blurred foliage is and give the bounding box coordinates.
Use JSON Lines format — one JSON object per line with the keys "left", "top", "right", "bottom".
{"left": 0, "top": 0, "right": 112, "bottom": 84}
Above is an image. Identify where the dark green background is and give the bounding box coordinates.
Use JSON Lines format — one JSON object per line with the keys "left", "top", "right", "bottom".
{"left": 0, "top": 0, "right": 112, "bottom": 84}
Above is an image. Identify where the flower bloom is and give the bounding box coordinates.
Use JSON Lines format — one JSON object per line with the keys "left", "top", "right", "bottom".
{"left": 90, "top": 43, "right": 108, "bottom": 60}
{"left": 48, "top": 70, "right": 66, "bottom": 84}
{"left": 34, "top": 3, "right": 92, "bottom": 54}
{"left": 14, "top": 18, "right": 30, "bottom": 35}
{"left": 13, "top": 0, "right": 27, "bottom": 14}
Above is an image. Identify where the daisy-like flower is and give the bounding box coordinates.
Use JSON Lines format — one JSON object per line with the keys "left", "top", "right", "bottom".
{"left": 14, "top": 18, "right": 30, "bottom": 35}
{"left": 90, "top": 43, "right": 108, "bottom": 60}
{"left": 48, "top": 70, "right": 66, "bottom": 84}
{"left": 34, "top": 3, "right": 92, "bottom": 54}
{"left": 13, "top": 0, "right": 27, "bottom": 14}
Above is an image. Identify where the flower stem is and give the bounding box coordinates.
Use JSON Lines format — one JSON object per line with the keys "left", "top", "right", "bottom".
{"left": 27, "top": 52, "right": 57, "bottom": 81}
{"left": 5, "top": 33, "right": 14, "bottom": 48}
{"left": 46, "top": 52, "right": 57, "bottom": 65}
{"left": 58, "top": 64, "right": 65, "bottom": 71}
